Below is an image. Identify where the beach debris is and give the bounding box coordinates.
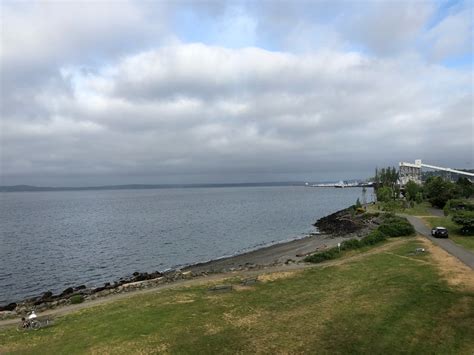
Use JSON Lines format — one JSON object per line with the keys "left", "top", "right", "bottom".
{"left": 181, "top": 271, "right": 193, "bottom": 279}
{"left": 241, "top": 277, "right": 258, "bottom": 286}
{"left": 407, "top": 248, "right": 426, "bottom": 256}
{"left": 208, "top": 284, "right": 233, "bottom": 292}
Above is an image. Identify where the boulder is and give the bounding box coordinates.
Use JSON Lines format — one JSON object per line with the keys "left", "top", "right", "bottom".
{"left": 0, "top": 302, "right": 17, "bottom": 312}
{"left": 60, "top": 287, "right": 74, "bottom": 297}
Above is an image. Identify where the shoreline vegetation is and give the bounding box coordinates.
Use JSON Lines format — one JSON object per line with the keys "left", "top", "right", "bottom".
{"left": 0, "top": 204, "right": 376, "bottom": 319}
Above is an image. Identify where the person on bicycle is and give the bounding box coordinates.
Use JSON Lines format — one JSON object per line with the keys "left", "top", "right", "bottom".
{"left": 21, "top": 317, "right": 28, "bottom": 329}
{"left": 27, "top": 311, "right": 37, "bottom": 320}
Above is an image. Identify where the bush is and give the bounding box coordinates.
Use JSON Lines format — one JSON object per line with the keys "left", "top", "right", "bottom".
{"left": 70, "top": 294, "right": 84, "bottom": 304}
{"left": 444, "top": 199, "right": 474, "bottom": 216}
{"left": 360, "top": 230, "right": 387, "bottom": 245}
{"left": 377, "top": 215, "right": 415, "bottom": 237}
{"left": 340, "top": 239, "right": 362, "bottom": 250}
{"left": 304, "top": 247, "right": 340, "bottom": 263}
{"left": 452, "top": 210, "right": 474, "bottom": 236}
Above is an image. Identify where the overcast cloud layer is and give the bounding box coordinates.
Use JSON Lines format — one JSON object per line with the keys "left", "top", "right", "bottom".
{"left": 1, "top": 0, "right": 473, "bottom": 186}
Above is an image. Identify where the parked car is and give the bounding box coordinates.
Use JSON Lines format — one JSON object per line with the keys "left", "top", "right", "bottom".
{"left": 431, "top": 227, "right": 449, "bottom": 238}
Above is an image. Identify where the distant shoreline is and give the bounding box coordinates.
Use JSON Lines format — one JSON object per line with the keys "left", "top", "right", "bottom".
{"left": 0, "top": 182, "right": 305, "bottom": 193}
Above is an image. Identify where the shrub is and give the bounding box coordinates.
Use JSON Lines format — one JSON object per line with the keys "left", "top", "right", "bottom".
{"left": 340, "top": 239, "right": 362, "bottom": 250}
{"left": 70, "top": 294, "right": 84, "bottom": 304}
{"left": 304, "top": 247, "right": 340, "bottom": 263}
{"left": 444, "top": 199, "right": 474, "bottom": 216}
{"left": 452, "top": 210, "right": 474, "bottom": 236}
{"left": 377, "top": 215, "right": 415, "bottom": 237}
{"left": 360, "top": 230, "right": 387, "bottom": 245}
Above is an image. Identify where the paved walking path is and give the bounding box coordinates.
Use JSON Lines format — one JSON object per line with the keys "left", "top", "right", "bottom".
{"left": 405, "top": 215, "right": 474, "bottom": 270}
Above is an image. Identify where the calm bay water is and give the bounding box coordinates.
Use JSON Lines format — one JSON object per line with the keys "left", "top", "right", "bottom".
{"left": 0, "top": 186, "right": 370, "bottom": 304}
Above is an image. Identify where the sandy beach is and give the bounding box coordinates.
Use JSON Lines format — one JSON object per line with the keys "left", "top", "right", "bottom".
{"left": 184, "top": 233, "right": 352, "bottom": 274}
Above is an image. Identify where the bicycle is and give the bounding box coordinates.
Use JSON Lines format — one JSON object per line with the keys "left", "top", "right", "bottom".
{"left": 16, "top": 310, "right": 53, "bottom": 331}
{"left": 17, "top": 317, "right": 41, "bottom": 331}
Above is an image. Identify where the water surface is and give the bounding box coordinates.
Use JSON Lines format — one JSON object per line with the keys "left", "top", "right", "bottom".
{"left": 0, "top": 186, "right": 371, "bottom": 304}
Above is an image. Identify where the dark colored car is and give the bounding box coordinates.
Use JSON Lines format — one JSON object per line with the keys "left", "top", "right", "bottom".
{"left": 431, "top": 227, "right": 449, "bottom": 238}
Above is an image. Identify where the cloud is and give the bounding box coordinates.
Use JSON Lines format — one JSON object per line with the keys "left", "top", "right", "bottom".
{"left": 0, "top": 1, "right": 472, "bottom": 185}
{"left": 424, "top": 8, "right": 473, "bottom": 61}
{"left": 344, "top": 1, "right": 435, "bottom": 55}
{"left": 1, "top": 43, "right": 471, "bottom": 185}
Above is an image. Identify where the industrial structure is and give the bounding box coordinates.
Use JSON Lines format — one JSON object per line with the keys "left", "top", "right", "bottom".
{"left": 398, "top": 159, "right": 474, "bottom": 186}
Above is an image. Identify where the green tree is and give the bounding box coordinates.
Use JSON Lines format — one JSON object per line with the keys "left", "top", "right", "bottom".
{"left": 424, "top": 177, "right": 457, "bottom": 208}
{"left": 374, "top": 166, "right": 399, "bottom": 190}
{"left": 456, "top": 177, "right": 473, "bottom": 199}
{"left": 405, "top": 181, "right": 420, "bottom": 201}
{"left": 376, "top": 186, "right": 393, "bottom": 203}
{"left": 415, "top": 192, "right": 423, "bottom": 204}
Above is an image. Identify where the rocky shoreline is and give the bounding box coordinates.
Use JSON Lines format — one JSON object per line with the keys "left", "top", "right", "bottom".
{"left": 0, "top": 206, "right": 378, "bottom": 320}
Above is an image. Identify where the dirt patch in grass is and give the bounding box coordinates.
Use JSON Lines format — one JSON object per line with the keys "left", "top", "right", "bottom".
{"left": 90, "top": 340, "right": 169, "bottom": 355}
{"left": 233, "top": 285, "right": 255, "bottom": 292}
{"left": 204, "top": 323, "right": 223, "bottom": 335}
{"left": 163, "top": 294, "right": 195, "bottom": 305}
{"left": 448, "top": 296, "right": 472, "bottom": 318}
{"left": 258, "top": 271, "right": 302, "bottom": 282}
{"left": 419, "top": 237, "right": 474, "bottom": 292}
{"left": 223, "top": 310, "right": 266, "bottom": 328}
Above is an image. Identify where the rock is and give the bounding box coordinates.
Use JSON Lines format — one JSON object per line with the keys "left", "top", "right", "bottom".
{"left": 93, "top": 286, "right": 106, "bottom": 293}
{"left": 41, "top": 291, "right": 53, "bottom": 300}
{"left": 60, "top": 287, "right": 74, "bottom": 297}
{"left": 74, "top": 285, "right": 86, "bottom": 291}
{"left": 0, "top": 302, "right": 17, "bottom": 312}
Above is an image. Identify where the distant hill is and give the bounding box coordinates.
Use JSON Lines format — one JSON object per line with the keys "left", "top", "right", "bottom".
{"left": 0, "top": 182, "right": 304, "bottom": 193}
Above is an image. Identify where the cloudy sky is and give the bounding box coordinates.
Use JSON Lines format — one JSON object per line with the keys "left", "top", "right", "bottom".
{"left": 1, "top": 0, "right": 472, "bottom": 186}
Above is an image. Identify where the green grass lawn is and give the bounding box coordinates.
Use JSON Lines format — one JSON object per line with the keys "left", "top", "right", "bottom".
{"left": 423, "top": 216, "right": 474, "bottom": 252}
{"left": 1, "top": 238, "right": 473, "bottom": 354}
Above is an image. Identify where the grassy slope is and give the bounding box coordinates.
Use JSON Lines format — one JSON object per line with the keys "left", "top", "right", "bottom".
{"left": 1, "top": 239, "right": 473, "bottom": 354}
{"left": 423, "top": 216, "right": 474, "bottom": 252}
